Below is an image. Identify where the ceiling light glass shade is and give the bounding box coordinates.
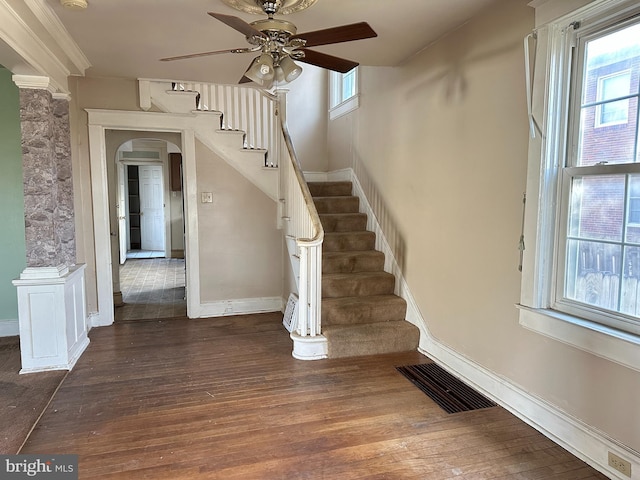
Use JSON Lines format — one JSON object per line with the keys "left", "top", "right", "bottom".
{"left": 279, "top": 55, "right": 303, "bottom": 82}
{"left": 60, "top": 0, "right": 88, "bottom": 9}
{"left": 245, "top": 54, "right": 275, "bottom": 85}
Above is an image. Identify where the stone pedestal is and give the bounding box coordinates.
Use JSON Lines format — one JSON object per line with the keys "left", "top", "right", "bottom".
{"left": 13, "top": 264, "right": 89, "bottom": 373}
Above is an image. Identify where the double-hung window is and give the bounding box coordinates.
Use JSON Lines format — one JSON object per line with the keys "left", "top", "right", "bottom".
{"left": 559, "top": 15, "right": 640, "bottom": 334}
{"left": 520, "top": 0, "right": 640, "bottom": 368}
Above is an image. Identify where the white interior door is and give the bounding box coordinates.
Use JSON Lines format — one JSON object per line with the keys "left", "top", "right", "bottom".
{"left": 117, "top": 163, "right": 128, "bottom": 264}
{"left": 139, "top": 165, "right": 165, "bottom": 251}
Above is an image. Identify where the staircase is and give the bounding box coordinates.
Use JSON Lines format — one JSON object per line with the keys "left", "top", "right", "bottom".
{"left": 309, "top": 181, "right": 420, "bottom": 358}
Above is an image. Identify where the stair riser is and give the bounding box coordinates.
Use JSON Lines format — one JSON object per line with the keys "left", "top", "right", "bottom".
{"left": 322, "top": 275, "right": 395, "bottom": 298}
{"left": 322, "top": 301, "right": 407, "bottom": 326}
{"left": 323, "top": 321, "right": 420, "bottom": 358}
{"left": 308, "top": 182, "right": 352, "bottom": 197}
{"left": 323, "top": 233, "right": 375, "bottom": 252}
{"left": 319, "top": 214, "right": 367, "bottom": 233}
{"left": 322, "top": 253, "right": 384, "bottom": 274}
{"left": 314, "top": 197, "right": 359, "bottom": 214}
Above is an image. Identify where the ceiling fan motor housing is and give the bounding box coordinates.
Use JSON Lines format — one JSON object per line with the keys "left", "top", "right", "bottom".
{"left": 257, "top": 0, "right": 283, "bottom": 15}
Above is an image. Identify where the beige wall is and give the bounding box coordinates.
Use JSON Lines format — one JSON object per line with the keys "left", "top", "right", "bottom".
{"left": 285, "top": 64, "right": 329, "bottom": 171}
{"left": 195, "top": 140, "right": 282, "bottom": 302}
{"left": 327, "top": 0, "right": 639, "bottom": 451}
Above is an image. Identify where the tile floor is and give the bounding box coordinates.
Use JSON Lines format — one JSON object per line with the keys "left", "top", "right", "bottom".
{"left": 115, "top": 258, "right": 186, "bottom": 321}
{"left": 126, "top": 250, "right": 165, "bottom": 259}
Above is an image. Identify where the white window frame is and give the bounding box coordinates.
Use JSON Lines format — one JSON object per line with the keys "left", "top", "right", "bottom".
{"left": 595, "top": 70, "right": 631, "bottom": 127}
{"left": 518, "top": 0, "right": 640, "bottom": 372}
{"left": 329, "top": 68, "right": 360, "bottom": 120}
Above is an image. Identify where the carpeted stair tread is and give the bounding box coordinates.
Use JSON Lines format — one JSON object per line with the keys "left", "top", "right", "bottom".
{"left": 323, "top": 271, "right": 395, "bottom": 298}
{"left": 319, "top": 213, "right": 368, "bottom": 232}
{"left": 323, "top": 231, "right": 376, "bottom": 252}
{"left": 323, "top": 321, "right": 420, "bottom": 358}
{"left": 313, "top": 196, "right": 359, "bottom": 214}
{"left": 308, "top": 181, "right": 353, "bottom": 197}
{"left": 323, "top": 250, "right": 385, "bottom": 274}
{"left": 322, "top": 295, "right": 407, "bottom": 325}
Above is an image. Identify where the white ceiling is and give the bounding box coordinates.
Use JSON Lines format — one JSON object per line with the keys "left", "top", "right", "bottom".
{"left": 46, "top": 0, "right": 499, "bottom": 85}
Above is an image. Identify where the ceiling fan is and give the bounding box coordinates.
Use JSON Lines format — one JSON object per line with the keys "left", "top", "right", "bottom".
{"left": 160, "top": 0, "right": 377, "bottom": 88}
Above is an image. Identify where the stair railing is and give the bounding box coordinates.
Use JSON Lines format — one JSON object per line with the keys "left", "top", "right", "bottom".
{"left": 162, "top": 80, "right": 279, "bottom": 167}
{"left": 276, "top": 91, "right": 324, "bottom": 340}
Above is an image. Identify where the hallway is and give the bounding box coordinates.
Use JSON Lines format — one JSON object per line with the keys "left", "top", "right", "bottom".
{"left": 116, "top": 257, "right": 186, "bottom": 321}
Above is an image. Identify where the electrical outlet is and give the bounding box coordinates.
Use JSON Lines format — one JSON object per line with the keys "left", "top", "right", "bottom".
{"left": 201, "top": 192, "right": 213, "bottom": 203}
{"left": 608, "top": 452, "right": 632, "bottom": 477}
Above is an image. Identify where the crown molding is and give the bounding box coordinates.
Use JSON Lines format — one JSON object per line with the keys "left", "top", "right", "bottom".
{"left": 23, "top": 0, "right": 91, "bottom": 74}
{"left": 0, "top": 0, "right": 71, "bottom": 93}
{"left": 12, "top": 74, "right": 56, "bottom": 92}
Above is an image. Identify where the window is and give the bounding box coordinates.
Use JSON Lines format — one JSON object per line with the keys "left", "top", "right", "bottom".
{"left": 595, "top": 71, "right": 631, "bottom": 127}
{"left": 558, "top": 17, "right": 640, "bottom": 334}
{"left": 519, "top": 0, "right": 640, "bottom": 369}
{"left": 329, "top": 68, "right": 359, "bottom": 119}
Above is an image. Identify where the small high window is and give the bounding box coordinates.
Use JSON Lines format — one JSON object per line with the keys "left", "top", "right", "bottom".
{"left": 329, "top": 69, "right": 359, "bottom": 119}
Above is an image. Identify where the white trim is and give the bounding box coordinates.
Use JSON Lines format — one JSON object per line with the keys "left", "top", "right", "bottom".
{"left": 329, "top": 94, "right": 360, "bottom": 120}
{"left": 193, "top": 297, "right": 283, "bottom": 318}
{"left": 0, "top": 0, "right": 71, "bottom": 92}
{"left": 87, "top": 311, "right": 99, "bottom": 329}
{"left": 11, "top": 74, "right": 54, "bottom": 92}
{"left": 87, "top": 110, "right": 198, "bottom": 325}
{"left": 88, "top": 123, "right": 114, "bottom": 327}
{"left": 290, "top": 332, "right": 328, "bottom": 360}
{"left": 23, "top": 0, "right": 91, "bottom": 74}
{"left": 0, "top": 319, "right": 19, "bottom": 337}
{"left": 323, "top": 168, "right": 639, "bottom": 479}
{"left": 518, "top": 305, "right": 640, "bottom": 372}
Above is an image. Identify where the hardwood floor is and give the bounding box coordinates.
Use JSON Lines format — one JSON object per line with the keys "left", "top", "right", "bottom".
{"left": 21, "top": 313, "right": 607, "bottom": 479}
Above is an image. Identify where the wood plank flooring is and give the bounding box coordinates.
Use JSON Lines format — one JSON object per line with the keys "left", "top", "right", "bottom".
{"left": 21, "top": 313, "right": 608, "bottom": 479}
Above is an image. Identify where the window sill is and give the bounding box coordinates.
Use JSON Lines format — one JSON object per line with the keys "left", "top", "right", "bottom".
{"left": 517, "top": 304, "right": 640, "bottom": 372}
{"left": 329, "top": 94, "right": 359, "bottom": 120}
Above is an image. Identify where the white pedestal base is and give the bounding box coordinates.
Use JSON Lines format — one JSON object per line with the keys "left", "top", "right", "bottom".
{"left": 290, "top": 332, "right": 328, "bottom": 360}
{"left": 13, "top": 264, "right": 90, "bottom": 374}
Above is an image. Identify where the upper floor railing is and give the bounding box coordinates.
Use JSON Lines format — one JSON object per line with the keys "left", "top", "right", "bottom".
{"left": 141, "top": 79, "right": 279, "bottom": 167}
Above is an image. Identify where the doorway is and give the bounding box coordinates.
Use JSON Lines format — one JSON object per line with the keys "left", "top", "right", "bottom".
{"left": 113, "top": 137, "right": 187, "bottom": 321}
{"left": 123, "top": 164, "right": 166, "bottom": 259}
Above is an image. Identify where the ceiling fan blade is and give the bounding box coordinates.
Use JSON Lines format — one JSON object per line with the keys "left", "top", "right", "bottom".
{"left": 208, "top": 12, "right": 266, "bottom": 39}
{"left": 292, "top": 22, "right": 377, "bottom": 48}
{"left": 298, "top": 49, "right": 359, "bottom": 73}
{"left": 160, "top": 48, "right": 252, "bottom": 62}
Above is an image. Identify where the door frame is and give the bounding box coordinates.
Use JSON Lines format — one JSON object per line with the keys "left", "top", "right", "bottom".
{"left": 87, "top": 109, "right": 200, "bottom": 327}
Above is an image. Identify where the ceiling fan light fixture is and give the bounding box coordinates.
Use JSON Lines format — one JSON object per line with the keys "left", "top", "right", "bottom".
{"left": 279, "top": 55, "right": 303, "bottom": 82}
{"left": 245, "top": 54, "right": 275, "bottom": 85}
{"left": 60, "top": 0, "right": 88, "bottom": 9}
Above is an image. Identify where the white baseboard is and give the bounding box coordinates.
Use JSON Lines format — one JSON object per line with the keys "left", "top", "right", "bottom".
{"left": 89, "top": 311, "right": 110, "bottom": 328}
{"left": 194, "top": 296, "right": 284, "bottom": 318}
{"left": 327, "top": 167, "right": 639, "bottom": 480}
{"left": 0, "top": 319, "right": 19, "bottom": 337}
